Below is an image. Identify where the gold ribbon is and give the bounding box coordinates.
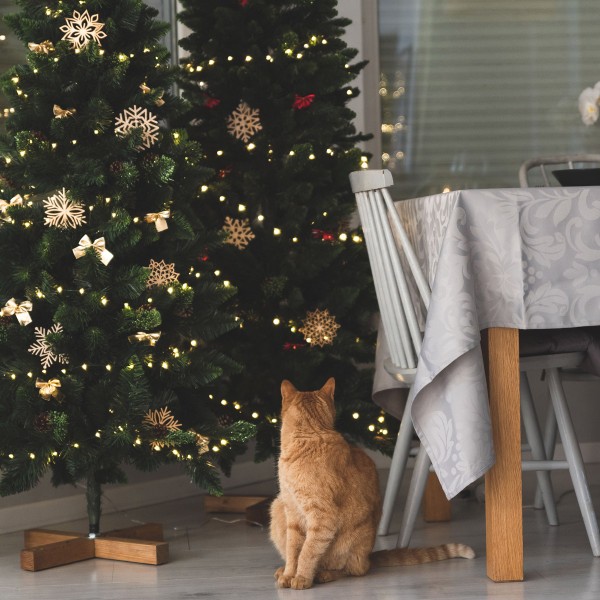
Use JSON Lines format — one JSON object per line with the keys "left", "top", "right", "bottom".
{"left": 1, "top": 298, "right": 33, "bottom": 325}
{"left": 139, "top": 83, "right": 164, "bottom": 106}
{"left": 36, "top": 378, "right": 61, "bottom": 400}
{"left": 128, "top": 331, "right": 161, "bottom": 346}
{"left": 53, "top": 104, "right": 76, "bottom": 119}
{"left": 0, "top": 195, "right": 23, "bottom": 220}
{"left": 28, "top": 40, "right": 55, "bottom": 54}
{"left": 145, "top": 210, "right": 170, "bottom": 232}
{"left": 72, "top": 235, "right": 113, "bottom": 266}
{"left": 195, "top": 433, "right": 210, "bottom": 456}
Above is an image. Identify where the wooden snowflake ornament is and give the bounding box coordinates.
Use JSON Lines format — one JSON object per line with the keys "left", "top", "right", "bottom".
{"left": 146, "top": 259, "right": 180, "bottom": 287}
{"left": 143, "top": 407, "right": 182, "bottom": 432}
{"left": 28, "top": 323, "right": 69, "bottom": 369}
{"left": 60, "top": 10, "right": 106, "bottom": 50}
{"left": 299, "top": 308, "right": 341, "bottom": 347}
{"left": 143, "top": 407, "right": 182, "bottom": 449}
{"left": 226, "top": 102, "right": 262, "bottom": 143}
{"left": 43, "top": 188, "right": 86, "bottom": 229}
{"left": 115, "top": 106, "right": 160, "bottom": 149}
{"left": 223, "top": 216, "right": 255, "bottom": 249}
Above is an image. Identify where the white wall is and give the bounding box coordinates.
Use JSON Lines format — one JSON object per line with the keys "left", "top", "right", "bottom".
{"left": 0, "top": 454, "right": 280, "bottom": 535}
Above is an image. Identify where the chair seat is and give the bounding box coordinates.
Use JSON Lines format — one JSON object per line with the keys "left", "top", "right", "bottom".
{"left": 520, "top": 326, "right": 600, "bottom": 376}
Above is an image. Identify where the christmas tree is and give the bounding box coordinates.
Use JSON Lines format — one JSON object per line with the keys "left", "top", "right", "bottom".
{"left": 177, "top": 0, "right": 393, "bottom": 460}
{"left": 0, "top": 0, "right": 254, "bottom": 535}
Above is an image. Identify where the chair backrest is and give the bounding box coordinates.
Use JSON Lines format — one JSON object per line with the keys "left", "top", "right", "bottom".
{"left": 518, "top": 154, "right": 600, "bottom": 187}
{"left": 349, "top": 169, "right": 430, "bottom": 383}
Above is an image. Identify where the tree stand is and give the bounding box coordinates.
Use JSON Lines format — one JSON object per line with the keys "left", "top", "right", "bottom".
{"left": 20, "top": 475, "right": 168, "bottom": 571}
{"left": 21, "top": 522, "right": 169, "bottom": 571}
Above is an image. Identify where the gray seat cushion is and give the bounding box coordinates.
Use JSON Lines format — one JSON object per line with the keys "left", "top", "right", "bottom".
{"left": 520, "top": 326, "right": 600, "bottom": 377}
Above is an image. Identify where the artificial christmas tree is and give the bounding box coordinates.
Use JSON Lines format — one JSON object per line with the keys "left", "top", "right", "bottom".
{"left": 177, "top": 0, "right": 394, "bottom": 459}
{"left": 0, "top": 0, "right": 254, "bottom": 549}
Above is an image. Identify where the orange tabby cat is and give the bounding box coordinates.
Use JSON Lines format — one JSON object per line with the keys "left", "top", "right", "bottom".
{"left": 270, "top": 378, "right": 475, "bottom": 590}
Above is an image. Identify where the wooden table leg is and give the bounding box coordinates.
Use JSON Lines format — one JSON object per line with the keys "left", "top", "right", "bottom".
{"left": 484, "top": 327, "right": 523, "bottom": 582}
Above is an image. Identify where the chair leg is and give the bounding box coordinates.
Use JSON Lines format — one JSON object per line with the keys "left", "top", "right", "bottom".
{"left": 520, "top": 372, "right": 559, "bottom": 526}
{"left": 377, "top": 401, "right": 415, "bottom": 536}
{"left": 397, "top": 445, "right": 430, "bottom": 548}
{"left": 534, "top": 401, "right": 558, "bottom": 510}
{"left": 546, "top": 368, "right": 600, "bottom": 556}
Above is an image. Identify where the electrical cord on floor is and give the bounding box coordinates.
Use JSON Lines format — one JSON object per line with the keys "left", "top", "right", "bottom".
{"left": 73, "top": 481, "right": 216, "bottom": 536}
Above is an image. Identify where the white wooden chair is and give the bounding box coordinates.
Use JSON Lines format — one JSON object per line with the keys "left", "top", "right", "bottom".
{"left": 350, "top": 169, "right": 430, "bottom": 540}
{"left": 518, "top": 154, "right": 600, "bottom": 187}
{"left": 350, "top": 169, "right": 600, "bottom": 555}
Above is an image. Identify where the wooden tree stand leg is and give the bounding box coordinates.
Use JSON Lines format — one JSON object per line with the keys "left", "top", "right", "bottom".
{"left": 203, "top": 495, "right": 273, "bottom": 526}
{"left": 423, "top": 473, "right": 451, "bottom": 522}
{"left": 21, "top": 532, "right": 95, "bottom": 571}
{"left": 20, "top": 523, "right": 169, "bottom": 572}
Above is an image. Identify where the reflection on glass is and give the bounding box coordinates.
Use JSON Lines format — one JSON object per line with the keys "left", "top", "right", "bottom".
{"left": 0, "top": 1, "right": 26, "bottom": 125}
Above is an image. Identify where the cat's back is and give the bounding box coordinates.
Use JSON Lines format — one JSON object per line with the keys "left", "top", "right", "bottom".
{"left": 280, "top": 435, "right": 380, "bottom": 505}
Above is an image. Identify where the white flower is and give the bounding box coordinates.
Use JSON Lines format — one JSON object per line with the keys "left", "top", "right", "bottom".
{"left": 578, "top": 83, "right": 600, "bottom": 126}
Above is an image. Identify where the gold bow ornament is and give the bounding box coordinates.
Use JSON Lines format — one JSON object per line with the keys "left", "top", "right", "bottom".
{"left": 36, "top": 378, "right": 61, "bottom": 400}
{"left": 73, "top": 235, "right": 113, "bottom": 266}
{"left": 0, "top": 195, "right": 24, "bottom": 221}
{"left": 128, "top": 331, "right": 161, "bottom": 346}
{"left": 53, "top": 104, "right": 76, "bottom": 119}
{"left": 145, "top": 210, "right": 170, "bottom": 232}
{"left": 28, "top": 40, "right": 55, "bottom": 54}
{"left": 1, "top": 298, "right": 33, "bottom": 326}
{"left": 139, "top": 83, "right": 164, "bottom": 107}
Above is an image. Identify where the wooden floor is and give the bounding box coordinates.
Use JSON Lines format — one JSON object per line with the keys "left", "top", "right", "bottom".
{"left": 1, "top": 473, "right": 600, "bottom": 600}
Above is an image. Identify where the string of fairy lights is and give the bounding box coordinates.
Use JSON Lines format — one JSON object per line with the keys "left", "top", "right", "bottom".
{"left": 0, "top": 1, "right": 391, "bottom": 467}
{"left": 184, "top": 38, "right": 390, "bottom": 440}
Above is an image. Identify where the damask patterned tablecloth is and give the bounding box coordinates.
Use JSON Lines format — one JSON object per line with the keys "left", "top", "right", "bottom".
{"left": 374, "top": 187, "right": 600, "bottom": 499}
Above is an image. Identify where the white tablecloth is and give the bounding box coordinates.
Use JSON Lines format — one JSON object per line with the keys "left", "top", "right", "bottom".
{"left": 373, "top": 187, "right": 600, "bottom": 498}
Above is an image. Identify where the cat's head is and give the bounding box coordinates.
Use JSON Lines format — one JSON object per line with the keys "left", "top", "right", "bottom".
{"left": 280, "top": 378, "right": 336, "bottom": 428}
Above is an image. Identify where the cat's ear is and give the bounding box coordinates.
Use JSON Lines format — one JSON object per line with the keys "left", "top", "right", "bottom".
{"left": 320, "top": 377, "right": 335, "bottom": 397}
{"left": 281, "top": 379, "right": 297, "bottom": 397}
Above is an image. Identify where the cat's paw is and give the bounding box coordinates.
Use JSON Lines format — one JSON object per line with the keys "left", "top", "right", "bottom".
{"left": 275, "top": 569, "right": 294, "bottom": 588}
{"left": 290, "top": 575, "right": 313, "bottom": 590}
{"left": 315, "top": 570, "right": 342, "bottom": 584}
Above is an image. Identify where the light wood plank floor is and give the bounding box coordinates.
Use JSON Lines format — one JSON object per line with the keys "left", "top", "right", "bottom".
{"left": 1, "top": 472, "right": 600, "bottom": 600}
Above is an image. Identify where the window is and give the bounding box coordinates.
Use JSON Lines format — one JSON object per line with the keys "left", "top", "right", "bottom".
{"left": 379, "top": 0, "right": 600, "bottom": 198}
{"left": 0, "top": 1, "right": 25, "bottom": 121}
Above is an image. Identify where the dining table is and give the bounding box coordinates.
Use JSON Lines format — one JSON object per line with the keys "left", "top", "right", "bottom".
{"left": 372, "top": 186, "right": 600, "bottom": 582}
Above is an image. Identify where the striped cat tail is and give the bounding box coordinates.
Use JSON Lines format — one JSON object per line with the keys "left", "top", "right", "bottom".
{"left": 370, "top": 543, "right": 475, "bottom": 567}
